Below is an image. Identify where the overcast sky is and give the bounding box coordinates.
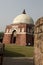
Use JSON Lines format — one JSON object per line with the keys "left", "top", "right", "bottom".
{"left": 0, "top": 0, "right": 43, "bottom": 32}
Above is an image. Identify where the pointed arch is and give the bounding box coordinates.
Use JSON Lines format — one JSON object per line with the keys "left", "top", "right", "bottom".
{"left": 11, "top": 30, "right": 16, "bottom": 43}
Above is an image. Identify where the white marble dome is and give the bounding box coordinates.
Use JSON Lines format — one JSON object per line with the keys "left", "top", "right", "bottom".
{"left": 13, "top": 11, "right": 34, "bottom": 24}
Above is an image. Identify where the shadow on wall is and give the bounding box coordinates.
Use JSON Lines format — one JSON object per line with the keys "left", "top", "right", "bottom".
{"left": 4, "top": 50, "right": 25, "bottom": 57}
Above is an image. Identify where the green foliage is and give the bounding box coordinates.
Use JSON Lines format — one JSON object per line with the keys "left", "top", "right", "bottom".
{"left": 4, "top": 44, "right": 34, "bottom": 57}
{"left": 0, "top": 32, "right": 4, "bottom": 39}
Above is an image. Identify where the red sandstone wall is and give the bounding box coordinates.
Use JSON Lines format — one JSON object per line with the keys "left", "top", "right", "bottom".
{"left": 16, "top": 34, "right": 26, "bottom": 46}
{"left": 3, "top": 23, "right": 34, "bottom": 46}
{"left": 3, "top": 34, "right": 11, "bottom": 44}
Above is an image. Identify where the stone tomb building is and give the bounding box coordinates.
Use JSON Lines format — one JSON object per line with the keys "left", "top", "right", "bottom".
{"left": 34, "top": 17, "right": 43, "bottom": 65}
{"left": 3, "top": 10, "right": 34, "bottom": 46}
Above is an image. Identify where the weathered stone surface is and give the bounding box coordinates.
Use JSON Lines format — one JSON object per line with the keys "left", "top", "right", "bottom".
{"left": 34, "top": 17, "right": 43, "bottom": 65}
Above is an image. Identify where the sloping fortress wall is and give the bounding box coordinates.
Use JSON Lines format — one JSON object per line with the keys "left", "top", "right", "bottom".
{"left": 34, "top": 17, "right": 43, "bottom": 65}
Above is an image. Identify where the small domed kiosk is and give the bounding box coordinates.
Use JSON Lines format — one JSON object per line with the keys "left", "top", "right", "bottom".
{"left": 3, "top": 10, "right": 34, "bottom": 46}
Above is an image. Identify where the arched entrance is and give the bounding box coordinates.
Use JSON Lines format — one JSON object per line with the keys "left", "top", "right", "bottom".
{"left": 11, "top": 30, "right": 16, "bottom": 43}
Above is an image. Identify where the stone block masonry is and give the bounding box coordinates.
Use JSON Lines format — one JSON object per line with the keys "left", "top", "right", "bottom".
{"left": 34, "top": 17, "right": 43, "bottom": 65}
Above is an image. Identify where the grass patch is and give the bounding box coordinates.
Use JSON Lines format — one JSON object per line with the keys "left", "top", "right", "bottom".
{"left": 4, "top": 44, "right": 34, "bottom": 57}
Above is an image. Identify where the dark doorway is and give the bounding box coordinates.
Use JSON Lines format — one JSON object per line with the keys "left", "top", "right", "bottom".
{"left": 11, "top": 30, "right": 16, "bottom": 43}
{"left": 13, "top": 37, "right": 16, "bottom": 43}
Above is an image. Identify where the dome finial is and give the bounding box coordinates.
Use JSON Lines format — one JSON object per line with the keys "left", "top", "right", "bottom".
{"left": 22, "top": 9, "right": 26, "bottom": 14}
